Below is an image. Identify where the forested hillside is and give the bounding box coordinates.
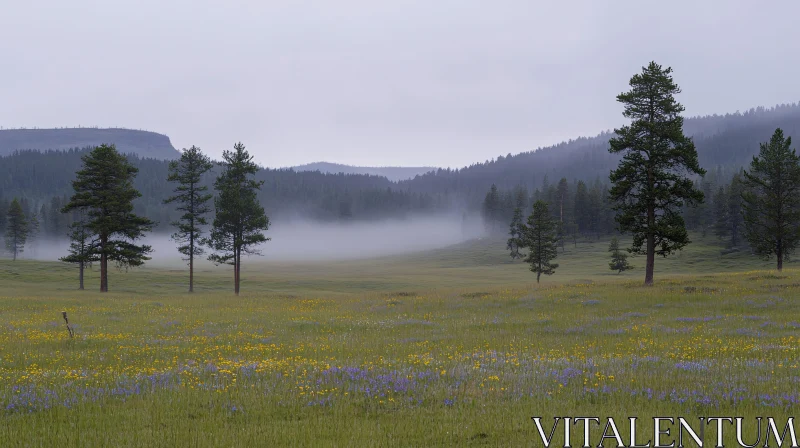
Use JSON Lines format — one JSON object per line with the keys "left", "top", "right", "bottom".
{"left": 401, "top": 103, "right": 800, "bottom": 205}
{"left": 292, "top": 162, "right": 436, "bottom": 182}
{"left": 1, "top": 103, "right": 798, "bottom": 237}
{"left": 0, "top": 128, "right": 180, "bottom": 160}
{"left": 0, "top": 149, "right": 440, "bottom": 236}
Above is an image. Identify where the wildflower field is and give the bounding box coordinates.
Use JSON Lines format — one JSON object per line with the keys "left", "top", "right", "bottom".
{"left": 1, "top": 237, "right": 799, "bottom": 446}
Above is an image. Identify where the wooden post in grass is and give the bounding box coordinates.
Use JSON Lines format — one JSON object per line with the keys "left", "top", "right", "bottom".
{"left": 62, "top": 311, "right": 74, "bottom": 338}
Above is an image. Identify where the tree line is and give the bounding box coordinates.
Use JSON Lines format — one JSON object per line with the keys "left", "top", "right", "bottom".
{"left": 496, "top": 62, "right": 800, "bottom": 285}
{"left": 4, "top": 62, "right": 800, "bottom": 288}
{"left": 3, "top": 142, "right": 270, "bottom": 295}
{"left": 0, "top": 149, "right": 441, "bottom": 228}
{"left": 3, "top": 101, "right": 800, "bottom": 229}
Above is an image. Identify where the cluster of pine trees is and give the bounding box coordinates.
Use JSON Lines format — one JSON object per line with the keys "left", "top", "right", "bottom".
{"left": 482, "top": 177, "right": 616, "bottom": 242}
{"left": 3, "top": 101, "right": 800, "bottom": 228}
{"left": 2, "top": 142, "right": 272, "bottom": 295}
{"left": 497, "top": 62, "right": 800, "bottom": 285}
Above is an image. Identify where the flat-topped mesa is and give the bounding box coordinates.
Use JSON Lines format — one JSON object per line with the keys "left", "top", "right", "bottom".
{"left": 0, "top": 127, "right": 180, "bottom": 160}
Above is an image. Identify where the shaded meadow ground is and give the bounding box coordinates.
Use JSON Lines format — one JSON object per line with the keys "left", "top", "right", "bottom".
{"left": 1, "top": 234, "right": 798, "bottom": 446}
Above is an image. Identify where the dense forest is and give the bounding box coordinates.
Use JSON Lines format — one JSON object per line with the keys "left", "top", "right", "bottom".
{"left": 1, "top": 102, "right": 799, "bottom": 241}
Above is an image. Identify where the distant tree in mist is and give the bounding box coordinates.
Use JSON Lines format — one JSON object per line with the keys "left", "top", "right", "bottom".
{"left": 726, "top": 172, "right": 745, "bottom": 247}
{"left": 712, "top": 186, "right": 730, "bottom": 242}
{"left": 206, "top": 142, "right": 270, "bottom": 296}
{"left": 608, "top": 61, "right": 706, "bottom": 286}
{"left": 48, "top": 196, "right": 68, "bottom": 237}
{"left": 608, "top": 237, "right": 632, "bottom": 274}
{"left": 573, "top": 180, "right": 590, "bottom": 235}
{"left": 164, "top": 146, "right": 214, "bottom": 293}
{"left": 4, "top": 198, "right": 29, "bottom": 261}
{"left": 482, "top": 184, "right": 501, "bottom": 234}
{"left": 0, "top": 197, "right": 8, "bottom": 236}
{"left": 60, "top": 212, "right": 96, "bottom": 290}
{"left": 506, "top": 206, "right": 525, "bottom": 260}
{"left": 741, "top": 128, "right": 800, "bottom": 271}
{"left": 62, "top": 144, "right": 154, "bottom": 292}
{"left": 523, "top": 200, "right": 559, "bottom": 283}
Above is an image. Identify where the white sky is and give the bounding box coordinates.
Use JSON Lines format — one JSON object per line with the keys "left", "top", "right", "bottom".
{"left": 1, "top": 1, "right": 799, "bottom": 168}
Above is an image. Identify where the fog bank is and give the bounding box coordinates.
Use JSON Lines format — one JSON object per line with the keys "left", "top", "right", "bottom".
{"left": 12, "top": 214, "right": 484, "bottom": 266}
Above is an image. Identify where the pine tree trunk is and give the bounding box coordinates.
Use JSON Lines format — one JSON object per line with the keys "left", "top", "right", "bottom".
{"left": 234, "top": 247, "right": 240, "bottom": 296}
{"left": 189, "top": 257, "right": 194, "bottom": 293}
{"left": 79, "top": 262, "right": 84, "bottom": 290}
{"left": 645, "top": 233, "right": 655, "bottom": 286}
{"left": 189, "top": 232, "right": 194, "bottom": 293}
{"left": 100, "top": 235, "right": 108, "bottom": 292}
{"left": 777, "top": 241, "right": 784, "bottom": 271}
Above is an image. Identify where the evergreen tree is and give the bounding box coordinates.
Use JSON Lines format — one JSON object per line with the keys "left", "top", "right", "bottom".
{"left": 507, "top": 207, "right": 525, "bottom": 260}
{"left": 727, "top": 172, "right": 745, "bottom": 247}
{"left": 556, "top": 178, "right": 569, "bottom": 224}
{"left": 0, "top": 197, "right": 8, "bottom": 236}
{"left": 608, "top": 237, "right": 632, "bottom": 273}
{"left": 4, "top": 199, "right": 29, "bottom": 260}
{"left": 59, "top": 212, "right": 96, "bottom": 290}
{"left": 741, "top": 128, "right": 800, "bottom": 271}
{"left": 587, "top": 182, "right": 604, "bottom": 238}
{"left": 608, "top": 62, "right": 706, "bottom": 285}
{"left": 206, "top": 142, "right": 270, "bottom": 295}
{"left": 522, "top": 200, "right": 559, "bottom": 283}
{"left": 556, "top": 178, "right": 570, "bottom": 251}
{"left": 712, "top": 186, "right": 730, "bottom": 243}
{"left": 27, "top": 212, "right": 40, "bottom": 256}
{"left": 38, "top": 205, "right": 48, "bottom": 237}
{"left": 164, "top": 145, "right": 214, "bottom": 293}
{"left": 513, "top": 186, "right": 529, "bottom": 215}
{"left": 574, "top": 180, "right": 590, "bottom": 235}
{"left": 699, "top": 178, "right": 714, "bottom": 236}
{"left": 62, "top": 144, "right": 154, "bottom": 292}
{"left": 482, "top": 184, "right": 501, "bottom": 234}
{"left": 48, "top": 196, "right": 64, "bottom": 236}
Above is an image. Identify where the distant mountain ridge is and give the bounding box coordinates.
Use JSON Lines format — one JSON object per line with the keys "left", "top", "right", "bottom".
{"left": 0, "top": 128, "right": 180, "bottom": 160}
{"left": 292, "top": 162, "right": 436, "bottom": 182}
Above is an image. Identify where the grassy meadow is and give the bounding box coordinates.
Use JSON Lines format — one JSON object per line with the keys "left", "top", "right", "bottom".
{"left": 1, "top": 234, "right": 799, "bottom": 446}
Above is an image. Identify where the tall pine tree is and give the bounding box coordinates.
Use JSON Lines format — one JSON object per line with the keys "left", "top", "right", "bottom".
{"left": 523, "top": 200, "right": 559, "bottom": 283}
{"left": 164, "top": 146, "right": 214, "bottom": 293}
{"left": 62, "top": 144, "right": 154, "bottom": 292}
{"left": 206, "top": 143, "right": 270, "bottom": 295}
{"left": 608, "top": 62, "right": 705, "bottom": 285}
{"left": 4, "top": 198, "right": 29, "bottom": 261}
{"left": 741, "top": 128, "right": 800, "bottom": 271}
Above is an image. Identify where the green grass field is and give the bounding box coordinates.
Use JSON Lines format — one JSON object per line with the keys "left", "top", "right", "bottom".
{"left": 1, "top": 234, "right": 798, "bottom": 446}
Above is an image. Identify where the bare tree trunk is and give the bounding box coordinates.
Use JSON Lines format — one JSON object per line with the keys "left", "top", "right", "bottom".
{"left": 645, "top": 233, "right": 655, "bottom": 285}
{"left": 79, "top": 262, "right": 84, "bottom": 290}
{"left": 777, "top": 241, "right": 784, "bottom": 271}
{"left": 234, "top": 247, "right": 240, "bottom": 296}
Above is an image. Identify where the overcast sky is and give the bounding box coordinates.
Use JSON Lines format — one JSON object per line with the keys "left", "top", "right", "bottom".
{"left": 1, "top": 1, "right": 799, "bottom": 168}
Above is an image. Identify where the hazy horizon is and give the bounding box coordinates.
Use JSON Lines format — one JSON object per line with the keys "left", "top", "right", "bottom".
{"left": 2, "top": 1, "right": 800, "bottom": 168}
